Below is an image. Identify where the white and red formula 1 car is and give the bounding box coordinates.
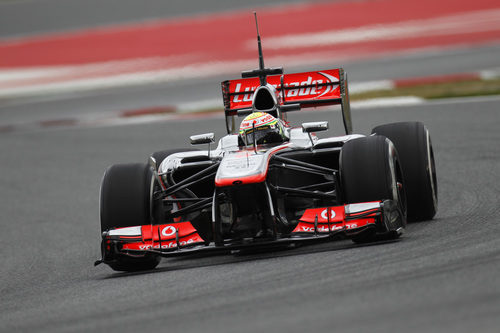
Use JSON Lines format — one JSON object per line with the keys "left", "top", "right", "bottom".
{"left": 96, "top": 15, "right": 437, "bottom": 272}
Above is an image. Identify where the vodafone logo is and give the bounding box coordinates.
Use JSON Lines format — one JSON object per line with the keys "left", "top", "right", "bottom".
{"left": 320, "top": 209, "right": 336, "bottom": 220}
{"left": 161, "top": 226, "right": 177, "bottom": 237}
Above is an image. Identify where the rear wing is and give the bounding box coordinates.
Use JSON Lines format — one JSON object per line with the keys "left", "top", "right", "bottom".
{"left": 221, "top": 68, "right": 352, "bottom": 135}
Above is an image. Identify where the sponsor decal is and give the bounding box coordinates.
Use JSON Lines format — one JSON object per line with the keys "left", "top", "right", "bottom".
{"left": 232, "top": 83, "right": 255, "bottom": 103}
{"left": 345, "top": 219, "right": 374, "bottom": 230}
{"left": 141, "top": 221, "right": 198, "bottom": 241}
{"left": 320, "top": 208, "right": 336, "bottom": 220}
{"left": 161, "top": 225, "right": 177, "bottom": 237}
{"left": 228, "top": 69, "right": 341, "bottom": 109}
{"left": 299, "top": 206, "right": 344, "bottom": 223}
{"left": 298, "top": 225, "right": 343, "bottom": 233}
{"left": 239, "top": 112, "right": 277, "bottom": 130}
{"left": 122, "top": 232, "right": 205, "bottom": 251}
{"left": 232, "top": 77, "right": 327, "bottom": 103}
{"left": 215, "top": 144, "right": 290, "bottom": 187}
{"left": 292, "top": 216, "right": 376, "bottom": 233}
{"left": 138, "top": 238, "right": 195, "bottom": 250}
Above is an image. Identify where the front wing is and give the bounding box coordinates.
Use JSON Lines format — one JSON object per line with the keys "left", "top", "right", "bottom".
{"left": 96, "top": 200, "right": 404, "bottom": 266}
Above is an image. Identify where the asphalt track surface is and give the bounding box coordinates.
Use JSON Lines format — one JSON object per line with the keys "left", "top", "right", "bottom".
{"left": 1, "top": 0, "right": 500, "bottom": 332}
{"left": 0, "top": 0, "right": 311, "bottom": 38}
{"left": 1, "top": 94, "right": 500, "bottom": 332}
{"left": 2, "top": 43, "right": 500, "bottom": 125}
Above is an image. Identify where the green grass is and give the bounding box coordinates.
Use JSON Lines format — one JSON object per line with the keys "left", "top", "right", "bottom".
{"left": 351, "top": 78, "right": 500, "bottom": 101}
{"left": 182, "top": 78, "right": 500, "bottom": 115}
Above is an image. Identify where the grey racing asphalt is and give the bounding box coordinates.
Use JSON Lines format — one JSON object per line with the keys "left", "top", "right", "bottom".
{"left": 0, "top": 0, "right": 310, "bottom": 38}
{"left": 1, "top": 0, "right": 500, "bottom": 332}
{"left": 1, "top": 95, "right": 499, "bottom": 332}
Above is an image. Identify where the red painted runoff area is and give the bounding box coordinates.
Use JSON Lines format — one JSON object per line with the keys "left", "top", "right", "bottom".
{"left": 0, "top": 0, "right": 499, "bottom": 68}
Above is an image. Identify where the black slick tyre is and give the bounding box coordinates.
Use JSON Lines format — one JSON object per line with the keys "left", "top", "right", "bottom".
{"left": 372, "top": 122, "right": 437, "bottom": 222}
{"left": 100, "top": 163, "right": 160, "bottom": 271}
{"left": 340, "top": 136, "right": 407, "bottom": 243}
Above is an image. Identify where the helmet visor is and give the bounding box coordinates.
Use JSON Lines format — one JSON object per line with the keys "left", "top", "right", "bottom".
{"left": 245, "top": 125, "right": 284, "bottom": 145}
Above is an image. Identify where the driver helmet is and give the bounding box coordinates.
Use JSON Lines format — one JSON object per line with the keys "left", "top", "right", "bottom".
{"left": 239, "top": 112, "right": 287, "bottom": 146}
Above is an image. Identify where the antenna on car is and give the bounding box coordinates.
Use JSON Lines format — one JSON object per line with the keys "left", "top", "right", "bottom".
{"left": 252, "top": 121, "right": 257, "bottom": 153}
{"left": 241, "top": 12, "right": 283, "bottom": 86}
{"left": 254, "top": 12, "right": 266, "bottom": 85}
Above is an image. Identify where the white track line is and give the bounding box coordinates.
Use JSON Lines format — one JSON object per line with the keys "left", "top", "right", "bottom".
{"left": 262, "top": 9, "right": 500, "bottom": 50}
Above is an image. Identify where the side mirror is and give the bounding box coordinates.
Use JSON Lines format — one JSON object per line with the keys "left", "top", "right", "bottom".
{"left": 149, "top": 156, "right": 166, "bottom": 191}
{"left": 302, "top": 121, "right": 329, "bottom": 133}
{"left": 148, "top": 156, "right": 158, "bottom": 170}
{"left": 190, "top": 132, "right": 215, "bottom": 159}
{"left": 302, "top": 121, "right": 329, "bottom": 148}
{"left": 190, "top": 133, "right": 215, "bottom": 145}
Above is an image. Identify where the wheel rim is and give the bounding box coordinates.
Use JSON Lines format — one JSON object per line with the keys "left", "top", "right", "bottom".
{"left": 387, "top": 140, "right": 407, "bottom": 219}
{"left": 395, "top": 158, "right": 407, "bottom": 220}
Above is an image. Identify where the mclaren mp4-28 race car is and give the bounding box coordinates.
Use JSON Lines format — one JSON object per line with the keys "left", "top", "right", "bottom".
{"left": 95, "top": 17, "right": 438, "bottom": 272}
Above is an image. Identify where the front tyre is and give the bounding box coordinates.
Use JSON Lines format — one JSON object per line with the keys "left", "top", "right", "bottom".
{"left": 100, "top": 163, "right": 160, "bottom": 271}
{"left": 340, "top": 136, "right": 407, "bottom": 243}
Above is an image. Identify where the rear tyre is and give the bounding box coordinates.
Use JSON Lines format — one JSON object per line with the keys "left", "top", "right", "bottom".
{"left": 100, "top": 163, "right": 160, "bottom": 271}
{"left": 372, "top": 122, "right": 437, "bottom": 222}
{"left": 340, "top": 136, "right": 407, "bottom": 243}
